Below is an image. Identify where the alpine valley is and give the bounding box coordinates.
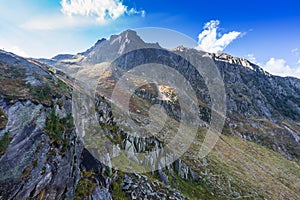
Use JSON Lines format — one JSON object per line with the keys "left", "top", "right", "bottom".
{"left": 0, "top": 30, "right": 299, "bottom": 200}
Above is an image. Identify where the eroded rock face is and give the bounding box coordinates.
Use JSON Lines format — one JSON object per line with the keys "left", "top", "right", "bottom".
{"left": 92, "top": 95, "right": 198, "bottom": 198}
{"left": 214, "top": 58, "right": 300, "bottom": 160}
{"left": 0, "top": 52, "right": 84, "bottom": 199}
{"left": 0, "top": 97, "right": 83, "bottom": 200}
{"left": 92, "top": 187, "right": 112, "bottom": 200}
{"left": 212, "top": 53, "right": 255, "bottom": 70}
{"left": 77, "top": 149, "right": 112, "bottom": 200}
{"left": 121, "top": 173, "right": 187, "bottom": 200}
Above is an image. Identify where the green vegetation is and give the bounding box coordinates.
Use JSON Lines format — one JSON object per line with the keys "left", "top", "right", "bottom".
{"left": 37, "top": 83, "right": 51, "bottom": 100}
{"left": 228, "top": 117, "right": 300, "bottom": 160}
{"left": 45, "top": 109, "right": 74, "bottom": 151}
{"left": 28, "top": 78, "right": 70, "bottom": 105}
{"left": 100, "top": 123, "right": 124, "bottom": 144}
{"left": 74, "top": 179, "right": 96, "bottom": 200}
{"left": 45, "top": 109, "right": 62, "bottom": 143}
{"left": 112, "top": 180, "right": 130, "bottom": 200}
{"left": 153, "top": 164, "right": 215, "bottom": 200}
{"left": 10, "top": 66, "right": 26, "bottom": 77}
{"left": 48, "top": 67, "right": 57, "bottom": 74}
{"left": 171, "top": 174, "right": 215, "bottom": 200}
{"left": 29, "top": 82, "right": 53, "bottom": 103}
{"left": 74, "top": 171, "right": 97, "bottom": 200}
{"left": 0, "top": 59, "right": 72, "bottom": 108}
{"left": 56, "top": 79, "right": 69, "bottom": 93}
{"left": 0, "top": 131, "right": 11, "bottom": 156}
{"left": 182, "top": 132, "right": 300, "bottom": 199}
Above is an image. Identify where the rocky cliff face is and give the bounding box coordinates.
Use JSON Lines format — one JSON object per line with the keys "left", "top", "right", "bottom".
{"left": 0, "top": 51, "right": 111, "bottom": 199}
{"left": 212, "top": 52, "right": 300, "bottom": 160}
{"left": 1, "top": 30, "right": 300, "bottom": 200}
{"left": 0, "top": 50, "right": 79, "bottom": 199}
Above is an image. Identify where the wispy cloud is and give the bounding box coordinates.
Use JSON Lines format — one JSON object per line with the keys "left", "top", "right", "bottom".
{"left": 291, "top": 48, "right": 299, "bottom": 55}
{"left": 195, "top": 20, "right": 241, "bottom": 53}
{"left": 22, "top": 15, "right": 98, "bottom": 30}
{"left": 127, "top": 8, "right": 146, "bottom": 17}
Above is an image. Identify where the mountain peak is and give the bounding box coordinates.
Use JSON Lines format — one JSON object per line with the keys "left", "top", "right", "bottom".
{"left": 82, "top": 29, "right": 161, "bottom": 64}
{"left": 108, "top": 29, "right": 147, "bottom": 49}
{"left": 114, "top": 29, "right": 139, "bottom": 40}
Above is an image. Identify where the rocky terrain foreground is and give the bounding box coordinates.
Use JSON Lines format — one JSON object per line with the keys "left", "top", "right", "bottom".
{"left": 0, "top": 30, "right": 299, "bottom": 199}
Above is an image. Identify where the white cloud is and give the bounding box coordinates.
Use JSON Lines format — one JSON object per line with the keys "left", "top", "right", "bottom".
{"left": 0, "top": 44, "right": 28, "bottom": 57}
{"left": 244, "top": 54, "right": 300, "bottom": 79}
{"left": 263, "top": 57, "right": 300, "bottom": 78}
{"left": 22, "top": 0, "right": 145, "bottom": 30}
{"left": 60, "top": 0, "right": 144, "bottom": 23}
{"left": 195, "top": 20, "right": 241, "bottom": 53}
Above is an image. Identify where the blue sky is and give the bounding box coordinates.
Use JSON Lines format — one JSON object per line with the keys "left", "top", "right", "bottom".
{"left": 0, "top": 0, "right": 300, "bottom": 77}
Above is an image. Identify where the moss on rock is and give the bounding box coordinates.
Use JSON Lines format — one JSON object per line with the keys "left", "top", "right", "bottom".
{"left": 0, "top": 109, "right": 7, "bottom": 129}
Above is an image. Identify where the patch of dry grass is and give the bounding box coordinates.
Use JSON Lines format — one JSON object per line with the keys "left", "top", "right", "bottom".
{"left": 184, "top": 130, "right": 300, "bottom": 199}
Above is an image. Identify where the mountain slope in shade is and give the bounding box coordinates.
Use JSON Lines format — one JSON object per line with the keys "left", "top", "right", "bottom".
{"left": 0, "top": 30, "right": 299, "bottom": 199}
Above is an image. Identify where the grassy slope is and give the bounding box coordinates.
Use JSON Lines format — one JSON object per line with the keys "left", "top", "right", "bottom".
{"left": 183, "top": 132, "right": 300, "bottom": 199}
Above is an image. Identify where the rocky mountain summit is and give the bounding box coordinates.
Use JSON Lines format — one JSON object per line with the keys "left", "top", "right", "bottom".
{"left": 0, "top": 30, "right": 300, "bottom": 199}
